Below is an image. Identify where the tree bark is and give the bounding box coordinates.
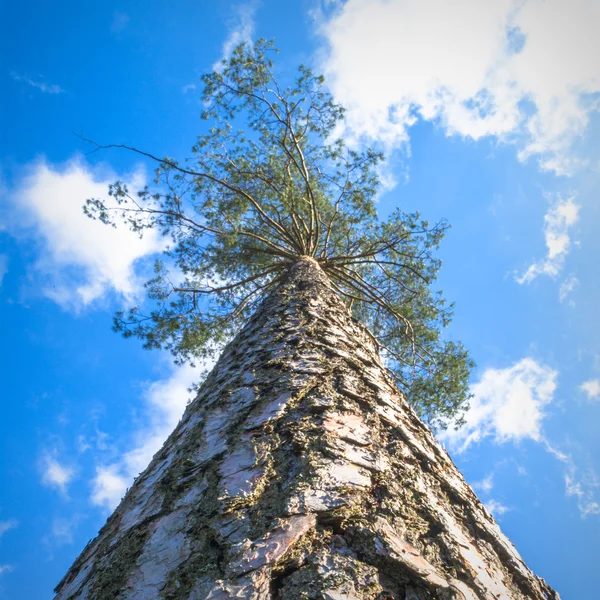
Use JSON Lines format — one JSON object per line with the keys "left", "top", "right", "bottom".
{"left": 55, "top": 257, "right": 559, "bottom": 600}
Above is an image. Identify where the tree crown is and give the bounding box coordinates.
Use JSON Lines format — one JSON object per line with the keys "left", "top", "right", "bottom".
{"left": 85, "top": 40, "right": 473, "bottom": 429}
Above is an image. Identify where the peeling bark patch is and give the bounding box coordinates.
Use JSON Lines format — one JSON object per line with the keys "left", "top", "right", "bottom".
{"left": 230, "top": 515, "right": 316, "bottom": 576}
{"left": 322, "top": 412, "right": 371, "bottom": 447}
{"left": 320, "top": 461, "right": 371, "bottom": 489}
{"left": 126, "top": 510, "right": 192, "bottom": 599}
{"left": 244, "top": 392, "right": 293, "bottom": 430}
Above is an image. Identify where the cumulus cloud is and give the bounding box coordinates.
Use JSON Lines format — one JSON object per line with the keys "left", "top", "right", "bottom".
{"left": 41, "top": 455, "right": 75, "bottom": 495}
{"left": 91, "top": 363, "right": 202, "bottom": 510}
{"left": 319, "top": 0, "right": 600, "bottom": 174}
{"left": 8, "top": 157, "right": 165, "bottom": 310}
{"left": 580, "top": 378, "right": 600, "bottom": 400}
{"left": 10, "top": 72, "right": 65, "bottom": 95}
{"left": 516, "top": 195, "right": 580, "bottom": 284}
{"left": 213, "top": 1, "right": 258, "bottom": 70}
{"left": 442, "top": 359, "right": 600, "bottom": 518}
{"left": 440, "top": 358, "right": 557, "bottom": 453}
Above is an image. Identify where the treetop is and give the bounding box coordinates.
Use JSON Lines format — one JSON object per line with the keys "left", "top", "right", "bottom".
{"left": 84, "top": 39, "right": 473, "bottom": 429}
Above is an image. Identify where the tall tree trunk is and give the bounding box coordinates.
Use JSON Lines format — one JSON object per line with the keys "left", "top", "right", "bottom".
{"left": 55, "top": 257, "right": 559, "bottom": 600}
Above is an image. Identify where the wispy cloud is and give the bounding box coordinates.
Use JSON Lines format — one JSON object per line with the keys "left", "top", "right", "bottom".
{"left": 10, "top": 72, "right": 65, "bottom": 95}
{"left": 516, "top": 464, "right": 527, "bottom": 476}
{"left": 7, "top": 157, "right": 165, "bottom": 311}
{"left": 471, "top": 473, "right": 510, "bottom": 519}
{"left": 181, "top": 83, "right": 197, "bottom": 94}
{"left": 565, "top": 468, "right": 600, "bottom": 518}
{"left": 546, "top": 442, "right": 600, "bottom": 518}
{"left": 473, "top": 473, "right": 494, "bottom": 494}
{"left": 110, "top": 11, "right": 130, "bottom": 35}
{"left": 76, "top": 427, "right": 109, "bottom": 454}
{"left": 580, "top": 378, "right": 600, "bottom": 400}
{"left": 41, "top": 454, "right": 75, "bottom": 495}
{"left": 213, "top": 2, "right": 258, "bottom": 71}
{"left": 90, "top": 363, "right": 203, "bottom": 510}
{"left": 516, "top": 195, "right": 580, "bottom": 284}
{"left": 471, "top": 474, "right": 510, "bottom": 517}
{"left": 0, "top": 254, "right": 7, "bottom": 286}
{"left": 485, "top": 498, "right": 510, "bottom": 517}
{"left": 44, "top": 516, "right": 79, "bottom": 547}
{"left": 319, "top": 0, "right": 600, "bottom": 175}
{"left": 559, "top": 273, "right": 579, "bottom": 303}
{"left": 439, "top": 358, "right": 557, "bottom": 453}
{"left": 0, "top": 565, "right": 14, "bottom": 576}
{"left": 0, "top": 520, "right": 18, "bottom": 540}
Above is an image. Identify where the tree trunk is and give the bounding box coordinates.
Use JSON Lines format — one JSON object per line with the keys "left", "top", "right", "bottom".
{"left": 55, "top": 257, "right": 559, "bottom": 600}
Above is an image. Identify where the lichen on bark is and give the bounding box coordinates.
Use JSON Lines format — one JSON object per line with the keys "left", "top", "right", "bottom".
{"left": 55, "top": 258, "right": 559, "bottom": 600}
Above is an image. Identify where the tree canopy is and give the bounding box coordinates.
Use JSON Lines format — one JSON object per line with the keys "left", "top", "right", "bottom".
{"left": 84, "top": 40, "right": 473, "bottom": 429}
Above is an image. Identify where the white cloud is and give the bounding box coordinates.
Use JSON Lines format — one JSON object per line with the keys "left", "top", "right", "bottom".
{"left": 90, "top": 363, "right": 202, "bottom": 510}
{"left": 185, "top": 2, "right": 259, "bottom": 95}
{"left": 559, "top": 273, "right": 579, "bottom": 303}
{"left": 472, "top": 475, "right": 509, "bottom": 517}
{"left": 46, "top": 517, "right": 77, "bottom": 547}
{"left": 41, "top": 455, "right": 75, "bottom": 495}
{"left": 213, "top": 2, "right": 258, "bottom": 70}
{"left": 9, "top": 157, "right": 165, "bottom": 310}
{"left": 181, "top": 83, "right": 197, "bottom": 94}
{"left": 76, "top": 435, "right": 91, "bottom": 454}
{"left": 485, "top": 498, "right": 510, "bottom": 517}
{"left": 110, "top": 11, "right": 130, "bottom": 35}
{"left": 440, "top": 359, "right": 599, "bottom": 518}
{"left": 546, "top": 442, "right": 600, "bottom": 518}
{"left": 565, "top": 468, "right": 600, "bottom": 518}
{"left": 580, "top": 378, "right": 600, "bottom": 400}
{"left": 76, "top": 427, "right": 109, "bottom": 454}
{"left": 473, "top": 474, "right": 494, "bottom": 494}
{"left": 516, "top": 195, "right": 580, "bottom": 284}
{"left": 319, "top": 0, "right": 600, "bottom": 174}
{"left": 440, "top": 358, "right": 557, "bottom": 453}
{"left": 10, "top": 72, "right": 65, "bottom": 95}
{"left": 0, "top": 565, "right": 14, "bottom": 576}
{"left": 91, "top": 465, "right": 129, "bottom": 510}
{"left": 0, "top": 254, "right": 7, "bottom": 286}
{"left": 0, "top": 520, "right": 18, "bottom": 540}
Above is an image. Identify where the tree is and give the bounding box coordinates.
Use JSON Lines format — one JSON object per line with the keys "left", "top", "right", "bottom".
{"left": 84, "top": 40, "right": 472, "bottom": 430}
{"left": 57, "top": 42, "right": 559, "bottom": 599}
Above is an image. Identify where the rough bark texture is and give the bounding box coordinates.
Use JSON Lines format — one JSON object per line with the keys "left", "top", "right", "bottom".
{"left": 56, "top": 257, "right": 559, "bottom": 600}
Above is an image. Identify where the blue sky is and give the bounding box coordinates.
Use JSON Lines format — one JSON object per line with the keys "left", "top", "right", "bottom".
{"left": 1, "top": 0, "right": 599, "bottom": 598}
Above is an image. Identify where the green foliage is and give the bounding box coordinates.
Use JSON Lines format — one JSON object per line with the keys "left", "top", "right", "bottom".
{"left": 84, "top": 40, "right": 473, "bottom": 429}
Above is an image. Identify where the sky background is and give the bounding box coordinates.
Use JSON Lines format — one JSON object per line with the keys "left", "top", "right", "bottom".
{"left": 1, "top": 0, "right": 599, "bottom": 598}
